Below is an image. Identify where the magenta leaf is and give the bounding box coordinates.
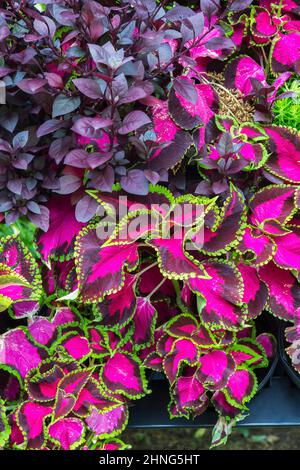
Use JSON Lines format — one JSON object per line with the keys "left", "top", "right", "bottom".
{"left": 73, "top": 379, "right": 120, "bottom": 417}
{"left": 87, "top": 327, "right": 107, "bottom": 357}
{"left": 174, "top": 373, "right": 206, "bottom": 412}
{"left": 48, "top": 417, "right": 84, "bottom": 450}
{"left": 224, "top": 56, "right": 266, "bottom": 96}
{"left": 149, "top": 101, "right": 193, "bottom": 171}
{"left": 143, "top": 351, "right": 163, "bottom": 372}
{"left": 0, "top": 328, "right": 44, "bottom": 379}
{"left": 26, "top": 365, "right": 64, "bottom": 402}
{"left": 237, "top": 226, "right": 275, "bottom": 267}
{"left": 200, "top": 188, "right": 247, "bottom": 255}
{"left": 163, "top": 339, "right": 198, "bottom": 384}
{"left": 53, "top": 389, "right": 76, "bottom": 420}
{"left": 85, "top": 403, "right": 128, "bottom": 439}
{"left": 38, "top": 195, "right": 84, "bottom": 264}
{"left": 273, "top": 227, "right": 300, "bottom": 270}
{"left": 59, "top": 333, "right": 91, "bottom": 361}
{"left": 58, "top": 369, "right": 92, "bottom": 397}
{"left": 0, "top": 236, "right": 42, "bottom": 318}
{"left": 259, "top": 261, "right": 300, "bottom": 320}
{"left": 17, "top": 401, "right": 52, "bottom": 449}
{"left": 250, "top": 7, "right": 278, "bottom": 40}
{"left": 189, "top": 261, "right": 246, "bottom": 330}
{"left": 264, "top": 126, "right": 300, "bottom": 183}
{"left": 212, "top": 391, "right": 242, "bottom": 418}
{"left": 96, "top": 273, "right": 137, "bottom": 329}
{"left": 165, "top": 314, "right": 198, "bottom": 337}
{"left": 133, "top": 297, "right": 157, "bottom": 349}
{"left": 249, "top": 185, "right": 297, "bottom": 234}
{"left": 75, "top": 225, "right": 139, "bottom": 302}
{"left": 229, "top": 340, "right": 267, "bottom": 368}
{"left": 170, "top": 80, "right": 219, "bottom": 148}
{"left": 271, "top": 33, "right": 300, "bottom": 74}
{"left": 197, "top": 350, "right": 235, "bottom": 391}
{"left": 224, "top": 368, "right": 257, "bottom": 407}
{"left": 101, "top": 352, "right": 148, "bottom": 399}
{"left": 28, "top": 317, "right": 56, "bottom": 346}
{"left": 147, "top": 237, "right": 208, "bottom": 280}
{"left": 239, "top": 264, "right": 268, "bottom": 319}
{"left": 256, "top": 333, "right": 277, "bottom": 360}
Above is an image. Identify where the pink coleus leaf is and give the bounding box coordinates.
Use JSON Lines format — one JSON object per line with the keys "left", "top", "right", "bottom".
{"left": 174, "top": 373, "right": 206, "bottom": 412}
{"left": 197, "top": 350, "right": 236, "bottom": 391}
{"left": 259, "top": 261, "right": 300, "bottom": 320}
{"left": 101, "top": 352, "right": 148, "bottom": 399}
{"left": 165, "top": 313, "right": 216, "bottom": 348}
{"left": 236, "top": 226, "right": 275, "bottom": 267}
{"left": 168, "top": 76, "right": 203, "bottom": 130}
{"left": 28, "top": 317, "right": 56, "bottom": 346}
{"left": 85, "top": 403, "right": 128, "bottom": 439}
{"left": 250, "top": 7, "right": 278, "bottom": 39}
{"left": 224, "top": 55, "right": 266, "bottom": 96}
{"left": 212, "top": 391, "right": 242, "bottom": 418}
{"left": 273, "top": 227, "right": 300, "bottom": 270}
{"left": 133, "top": 297, "right": 157, "bottom": 348}
{"left": 165, "top": 313, "right": 198, "bottom": 337}
{"left": 87, "top": 327, "right": 107, "bottom": 357}
{"left": 96, "top": 273, "right": 137, "bottom": 329}
{"left": 224, "top": 368, "right": 257, "bottom": 407}
{"left": 26, "top": 365, "right": 64, "bottom": 402}
{"left": 229, "top": 340, "right": 267, "bottom": 368}
{"left": 0, "top": 236, "right": 42, "bottom": 318}
{"left": 189, "top": 261, "right": 246, "bottom": 330}
{"left": 256, "top": 333, "right": 277, "bottom": 360}
{"left": 163, "top": 338, "right": 198, "bottom": 384}
{"left": 169, "top": 78, "right": 219, "bottom": 148}
{"left": 73, "top": 378, "right": 120, "bottom": 417}
{"left": 51, "top": 307, "right": 79, "bottom": 327}
{"left": 271, "top": 33, "right": 300, "bottom": 74}
{"left": 238, "top": 264, "right": 268, "bottom": 319}
{"left": 48, "top": 417, "right": 84, "bottom": 450}
{"left": 147, "top": 237, "right": 208, "bottom": 280}
{"left": 149, "top": 101, "right": 193, "bottom": 171}
{"left": 17, "top": 401, "right": 52, "bottom": 449}
{"left": 0, "top": 328, "right": 44, "bottom": 378}
{"left": 59, "top": 333, "right": 91, "bottom": 361}
{"left": 75, "top": 225, "right": 139, "bottom": 302}
{"left": 143, "top": 351, "right": 163, "bottom": 372}
{"left": 37, "top": 195, "right": 84, "bottom": 264}
{"left": 249, "top": 185, "right": 297, "bottom": 234}
{"left": 200, "top": 188, "right": 247, "bottom": 254}
{"left": 58, "top": 369, "right": 92, "bottom": 397}
{"left": 264, "top": 126, "right": 300, "bottom": 183}
{"left": 53, "top": 389, "right": 76, "bottom": 420}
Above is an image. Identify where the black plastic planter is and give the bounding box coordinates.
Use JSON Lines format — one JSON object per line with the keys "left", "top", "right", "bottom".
{"left": 279, "top": 321, "right": 300, "bottom": 389}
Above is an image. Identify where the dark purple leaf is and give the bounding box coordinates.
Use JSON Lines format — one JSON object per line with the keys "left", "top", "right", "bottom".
{"left": 120, "top": 169, "right": 149, "bottom": 195}
{"left": 118, "top": 111, "right": 151, "bottom": 135}
{"left": 55, "top": 175, "right": 82, "bottom": 195}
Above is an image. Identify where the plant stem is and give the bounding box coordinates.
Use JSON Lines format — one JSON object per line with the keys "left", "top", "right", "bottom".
{"left": 136, "top": 261, "right": 158, "bottom": 278}
{"left": 146, "top": 277, "right": 167, "bottom": 300}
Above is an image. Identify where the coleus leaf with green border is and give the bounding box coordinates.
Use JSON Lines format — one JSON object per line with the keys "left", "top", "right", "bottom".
{"left": 0, "top": 236, "right": 42, "bottom": 318}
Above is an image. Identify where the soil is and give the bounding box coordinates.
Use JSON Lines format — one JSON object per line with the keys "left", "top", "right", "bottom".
{"left": 123, "top": 428, "right": 300, "bottom": 450}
